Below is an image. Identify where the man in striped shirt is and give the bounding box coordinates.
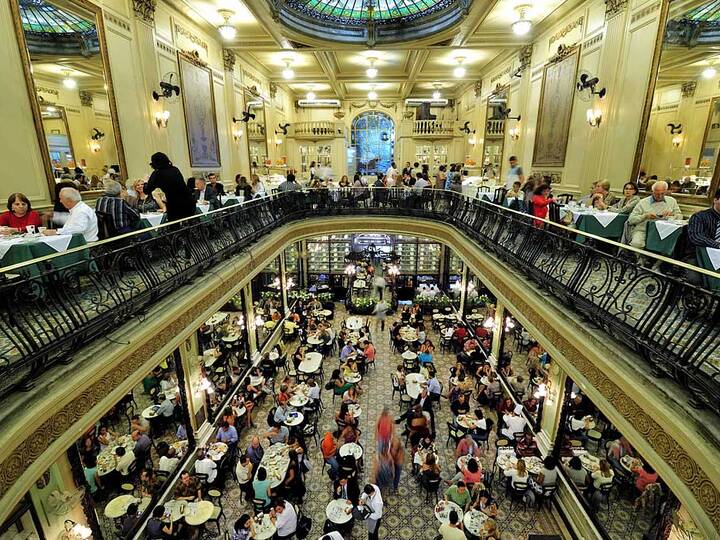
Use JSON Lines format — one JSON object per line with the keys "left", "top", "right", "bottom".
{"left": 94, "top": 180, "right": 140, "bottom": 234}
{"left": 688, "top": 188, "right": 720, "bottom": 250}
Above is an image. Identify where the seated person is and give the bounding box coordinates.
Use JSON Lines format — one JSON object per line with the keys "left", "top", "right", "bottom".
{"left": 516, "top": 432, "right": 539, "bottom": 457}
{"left": 334, "top": 473, "right": 361, "bottom": 505}
{"left": 94, "top": 180, "right": 140, "bottom": 234}
{"left": 455, "top": 433, "right": 481, "bottom": 459}
{"left": 252, "top": 467, "right": 273, "bottom": 508}
{"left": 174, "top": 471, "right": 201, "bottom": 501}
{"left": 450, "top": 393, "right": 471, "bottom": 417}
{"left": 0, "top": 192, "right": 41, "bottom": 234}
{"left": 270, "top": 499, "right": 298, "bottom": 539}
{"left": 444, "top": 480, "right": 471, "bottom": 511}
{"left": 438, "top": 509, "right": 465, "bottom": 540}
{"left": 626, "top": 181, "right": 682, "bottom": 249}
{"left": 632, "top": 463, "right": 659, "bottom": 496}
{"left": 194, "top": 448, "right": 218, "bottom": 484}
{"left": 563, "top": 456, "right": 589, "bottom": 488}
{"left": 471, "top": 489, "right": 498, "bottom": 518}
{"left": 146, "top": 505, "right": 173, "bottom": 539}
{"left": 43, "top": 187, "right": 98, "bottom": 242}
{"left": 265, "top": 423, "right": 290, "bottom": 446}
{"left": 114, "top": 446, "right": 135, "bottom": 477}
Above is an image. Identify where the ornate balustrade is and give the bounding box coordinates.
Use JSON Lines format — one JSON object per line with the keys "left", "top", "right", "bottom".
{"left": 412, "top": 120, "right": 454, "bottom": 137}
{"left": 0, "top": 189, "right": 718, "bottom": 414}
{"left": 291, "top": 121, "right": 337, "bottom": 138}
{"left": 486, "top": 118, "right": 505, "bottom": 137}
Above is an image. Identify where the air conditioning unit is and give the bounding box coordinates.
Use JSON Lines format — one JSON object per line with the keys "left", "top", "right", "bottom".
{"left": 297, "top": 99, "right": 342, "bottom": 108}
{"left": 405, "top": 98, "right": 449, "bottom": 106}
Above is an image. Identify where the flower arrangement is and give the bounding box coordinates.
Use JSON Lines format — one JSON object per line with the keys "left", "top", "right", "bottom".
{"left": 348, "top": 296, "right": 379, "bottom": 314}
{"left": 467, "top": 294, "right": 492, "bottom": 308}
{"left": 413, "top": 295, "right": 452, "bottom": 309}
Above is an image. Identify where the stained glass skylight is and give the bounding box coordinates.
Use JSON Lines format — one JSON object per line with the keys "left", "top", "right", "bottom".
{"left": 19, "top": 0, "right": 95, "bottom": 35}
{"left": 287, "top": 0, "right": 450, "bottom": 25}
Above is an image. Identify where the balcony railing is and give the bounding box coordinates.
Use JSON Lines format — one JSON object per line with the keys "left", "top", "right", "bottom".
{"left": 292, "top": 121, "right": 336, "bottom": 138}
{"left": 0, "top": 189, "right": 718, "bottom": 414}
{"left": 486, "top": 119, "right": 505, "bottom": 137}
{"left": 412, "top": 120, "right": 454, "bottom": 137}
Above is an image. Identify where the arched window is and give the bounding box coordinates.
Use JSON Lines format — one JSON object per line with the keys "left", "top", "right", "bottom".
{"left": 350, "top": 112, "right": 395, "bottom": 175}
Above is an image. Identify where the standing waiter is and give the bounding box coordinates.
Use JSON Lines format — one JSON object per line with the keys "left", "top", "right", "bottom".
{"left": 146, "top": 152, "right": 195, "bottom": 221}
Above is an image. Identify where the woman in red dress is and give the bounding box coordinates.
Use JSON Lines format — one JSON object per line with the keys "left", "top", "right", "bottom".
{"left": 531, "top": 184, "right": 555, "bottom": 226}
{"left": 0, "top": 193, "right": 42, "bottom": 233}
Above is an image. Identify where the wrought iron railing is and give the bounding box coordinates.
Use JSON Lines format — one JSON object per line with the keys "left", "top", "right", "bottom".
{"left": 1, "top": 188, "right": 718, "bottom": 414}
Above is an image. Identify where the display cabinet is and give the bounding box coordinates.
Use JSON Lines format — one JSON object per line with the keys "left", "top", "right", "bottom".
{"left": 415, "top": 144, "right": 448, "bottom": 167}
{"left": 299, "top": 144, "right": 333, "bottom": 174}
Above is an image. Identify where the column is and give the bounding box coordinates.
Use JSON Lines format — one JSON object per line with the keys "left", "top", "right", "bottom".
{"left": 279, "top": 250, "right": 289, "bottom": 314}
{"left": 130, "top": 2, "right": 168, "bottom": 156}
{"left": 299, "top": 239, "right": 309, "bottom": 288}
{"left": 490, "top": 301, "right": 505, "bottom": 359}
{"left": 178, "top": 335, "right": 203, "bottom": 434}
{"left": 243, "top": 284, "right": 258, "bottom": 355}
{"left": 458, "top": 264, "right": 469, "bottom": 315}
{"left": 222, "top": 49, "right": 244, "bottom": 177}
{"left": 538, "top": 368, "right": 567, "bottom": 453}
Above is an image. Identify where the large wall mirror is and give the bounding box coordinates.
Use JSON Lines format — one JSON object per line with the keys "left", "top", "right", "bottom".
{"left": 481, "top": 86, "right": 507, "bottom": 180}
{"left": 244, "top": 89, "right": 268, "bottom": 172}
{"left": 11, "top": 0, "right": 126, "bottom": 195}
{"left": 635, "top": 0, "right": 720, "bottom": 201}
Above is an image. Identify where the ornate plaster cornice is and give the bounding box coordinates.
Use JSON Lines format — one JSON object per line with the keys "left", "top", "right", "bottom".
{"left": 681, "top": 81, "right": 697, "bottom": 98}
{"left": 518, "top": 45, "right": 533, "bottom": 73}
{"left": 222, "top": 48, "right": 236, "bottom": 72}
{"left": 132, "top": 0, "right": 156, "bottom": 24}
{"left": 78, "top": 91, "right": 93, "bottom": 107}
{"left": 605, "top": 0, "right": 628, "bottom": 19}
{"left": 0, "top": 218, "right": 717, "bottom": 534}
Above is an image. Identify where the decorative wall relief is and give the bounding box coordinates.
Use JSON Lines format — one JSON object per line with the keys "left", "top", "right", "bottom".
{"left": 132, "top": 0, "right": 156, "bottom": 24}
{"left": 533, "top": 46, "right": 580, "bottom": 167}
{"left": 605, "top": 0, "right": 628, "bottom": 19}
{"left": 78, "top": 91, "right": 93, "bottom": 108}
{"left": 178, "top": 52, "right": 221, "bottom": 168}
{"left": 222, "top": 48, "right": 236, "bottom": 72}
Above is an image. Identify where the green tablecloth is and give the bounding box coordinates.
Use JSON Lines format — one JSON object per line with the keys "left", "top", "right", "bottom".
{"left": 575, "top": 213, "right": 628, "bottom": 243}
{"left": 645, "top": 221, "right": 685, "bottom": 256}
{"left": 697, "top": 247, "right": 720, "bottom": 291}
{"left": 0, "top": 234, "right": 89, "bottom": 278}
{"left": 222, "top": 198, "right": 240, "bottom": 207}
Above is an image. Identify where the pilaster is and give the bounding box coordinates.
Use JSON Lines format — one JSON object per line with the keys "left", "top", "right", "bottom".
{"left": 490, "top": 301, "right": 504, "bottom": 359}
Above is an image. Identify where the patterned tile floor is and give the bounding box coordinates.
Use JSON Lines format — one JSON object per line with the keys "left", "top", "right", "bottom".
{"left": 217, "top": 303, "right": 566, "bottom": 539}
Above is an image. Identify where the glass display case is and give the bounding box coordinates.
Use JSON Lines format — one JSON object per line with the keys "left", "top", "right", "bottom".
{"left": 415, "top": 144, "right": 448, "bottom": 167}
{"left": 299, "top": 144, "right": 332, "bottom": 173}
{"left": 329, "top": 234, "right": 351, "bottom": 273}
{"left": 418, "top": 243, "right": 441, "bottom": 273}
{"left": 449, "top": 252, "right": 464, "bottom": 276}
{"left": 307, "top": 237, "right": 330, "bottom": 274}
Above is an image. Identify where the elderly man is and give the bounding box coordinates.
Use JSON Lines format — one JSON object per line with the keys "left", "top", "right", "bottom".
{"left": 627, "top": 181, "right": 682, "bottom": 249}
{"left": 43, "top": 187, "right": 98, "bottom": 242}
{"left": 94, "top": 180, "right": 140, "bottom": 234}
{"left": 193, "top": 177, "right": 220, "bottom": 210}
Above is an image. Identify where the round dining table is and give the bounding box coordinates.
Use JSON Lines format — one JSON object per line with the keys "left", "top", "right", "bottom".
{"left": 463, "top": 508, "right": 489, "bottom": 536}
{"left": 339, "top": 442, "right": 363, "bottom": 459}
{"left": 299, "top": 352, "right": 322, "bottom": 374}
{"left": 183, "top": 501, "right": 215, "bottom": 526}
{"left": 253, "top": 513, "right": 276, "bottom": 540}
{"left": 307, "top": 335, "right": 323, "bottom": 346}
{"left": 326, "top": 499, "right": 354, "bottom": 524}
{"left": 434, "top": 500, "right": 463, "bottom": 524}
{"left": 344, "top": 373, "right": 362, "bottom": 384}
{"left": 104, "top": 495, "right": 150, "bottom": 519}
{"left": 405, "top": 373, "right": 426, "bottom": 399}
{"left": 346, "top": 316, "right": 364, "bottom": 330}
{"left": 285, "top": 411, "right": 304, "bottom": 427}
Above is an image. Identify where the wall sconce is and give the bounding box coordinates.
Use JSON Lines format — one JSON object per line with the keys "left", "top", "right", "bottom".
{"left": 274, "top": 137, "right": 283, "bottom": 145}
{"left": 671, "top": 135, "right": 683, "bottom": 148}
{"left": 154, "top": 110, "right": 170, "bottom": 128}
{"left": 232, "top": 128, "right": 243, "bottom": 142}
{"left": 468, "top": 136, "right": 477, "bottom": 146}
{"left": 89, "top": 141, "right": 101, "bottom": 153}
{"left": 586, "top": 108, "right": 602, "bottom": 128}
{"left": 483, "top": 316, "right": 495, "bottom": 330}
{"left": 508, "top": 127, "right": 520, "bottom": 140}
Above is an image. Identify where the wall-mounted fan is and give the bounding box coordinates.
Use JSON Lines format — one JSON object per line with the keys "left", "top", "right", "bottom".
{"left": 90, "top": 127, "right": 105, "bottom": 141}
{"left": 497, "top": 105, "right": 521, "bottom": 122}
{"left": 276, "top": 123, "right": 290, "bottom": 135}
{"left": 576, "top": 71, "right": 606, "bottom": 101}
{"left": 233, "top": 105, "right": 255, "bottom": 124}
{"left": 459, "top": 121, "right": 475, "bottom": 134}
{"left": 152, "top": 72, "right": 181, "bottom": 102}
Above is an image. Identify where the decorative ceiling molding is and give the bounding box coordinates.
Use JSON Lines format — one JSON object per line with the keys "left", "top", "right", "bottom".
{"left": 78, "top": 91, "right": 93, "bottom": 107}
{"left": 132, "top": 0, "right": 156, "bottom": 25}
{"left": 605, "top": 0, "right": 628, "bottom": 20}
{"left": 222, "top": 49, "right": 236, "bottom": 72}
{"left": 518, "top": 44, "right": 533, "bottom": 72}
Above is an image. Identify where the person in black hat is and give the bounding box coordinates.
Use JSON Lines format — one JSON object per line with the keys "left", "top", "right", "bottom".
{"left": 146, "top": 152, "right": 195, "bottom": 221}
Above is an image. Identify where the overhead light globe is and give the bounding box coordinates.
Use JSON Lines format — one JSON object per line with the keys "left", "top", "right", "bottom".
{"left": 453, "top": 66, "right": 466, "bottom": 78}
{"left": 306, "top": 90, "right": 316, "bottom": 100}
{"left": 433, "top": 90, "right": 441, "bottom": 100}
{"left": 219, "top": 24, "right": 236, "bottom": 40}
{"left": 282, "top": 67, "right": 295, "bottom": 80}
{"left": 512, "top": 19, "right": 532, "bottom": 36}
{"left": 63, "top": 76, "right": 77, "bottom": 89}
{"left": 512, "top": 6, "right": 532, "bottom": 36}
{"left": 217, "top": 10, "right": 236, "bottom": 41}
{"left": 368, "top": 89, "right": 378, "bottom": 100}
{"left": 702, "top": 66, "right": 717, "bottom": 79}
{"left": 366, "top": 67, "right": 378, "bottom": 78}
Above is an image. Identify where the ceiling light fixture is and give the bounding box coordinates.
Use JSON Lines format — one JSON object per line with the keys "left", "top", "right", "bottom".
{"left": 62, "top": 70, "right": 77, "bottom": 89}
{"left": 453, "top": 57, "right": 466, "bottom": 78}
{"left": 368, "top": 85, "right": 378, "bottom": 101}
{"left": 512, "top": 6, "right": 532, "bottom": 36}
{"left": 217, "top": 9, "right": 236, "bottom": 41}
{"left": 432, "top": 83, "right": 442, "bottom": 100}
{"left": 282, "top": 59, "right": 295, "bottom": 80}
{"left": 702, "top": 63, "right": 717, "bottom": 79}
{"left": 366, "top": 57, "right": 378, "bottom": 78}
{"left": 306, "top": 85, "right": 316, "bottom": 101}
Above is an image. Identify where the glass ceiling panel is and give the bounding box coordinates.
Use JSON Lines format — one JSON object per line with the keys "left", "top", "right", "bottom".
{"left": 19, "top": 0, "right": 95, "bottom": 35}
{"left": 292, "top": 0, "right": 446, "bottom": 24}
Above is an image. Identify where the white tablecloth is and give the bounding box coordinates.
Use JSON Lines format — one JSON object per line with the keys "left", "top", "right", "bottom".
{"left": 705, "top": 247, "right": 720, "bottom": 270}
{"left": 654, "top": 220, "right": 687, "bottom": 240}
{"left": 140, "top": 212, "right": 164, "bottom": 226}
{"left": 0, "top": 234, "right": 74, "bottom": 259}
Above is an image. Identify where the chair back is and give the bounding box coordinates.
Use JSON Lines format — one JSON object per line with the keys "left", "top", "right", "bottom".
{"left": 95, "top": 210, "right": 117, "bottom": 240}
{"left": 556, "top": 193, "right": 573, "bottom": 204}
{"left": 512, "top": 481, "right": 528, "bottom": 493}
{"left": 494, "top": 187, "right": 508, "bottom": 204}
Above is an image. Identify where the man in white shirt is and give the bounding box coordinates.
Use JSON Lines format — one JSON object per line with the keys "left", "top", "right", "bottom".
{"left": 270, "top": 499, "right": 297, "bottom": 539}
{"left": 502, "top": 405, "right": 527, "bottom": 439}
{"left": 158, "top": 447, "right": 179, "bottom": 473}
{"left": 114, "top": 447, "right": 135, "bottom": 476}
{"left": 156, "top": 394, "right": 174, "bottom": 418}
{"left": 43, "top": 187, "right": 98, "bottom": 242}
{"left": 360, "top": 483, "right": 383, "bottom": 540}
{"left": 385, "top": 162, "right": 399, "bottom": 185}
{"left": 194, "top": 448, "right": 217, "bottom": 483}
